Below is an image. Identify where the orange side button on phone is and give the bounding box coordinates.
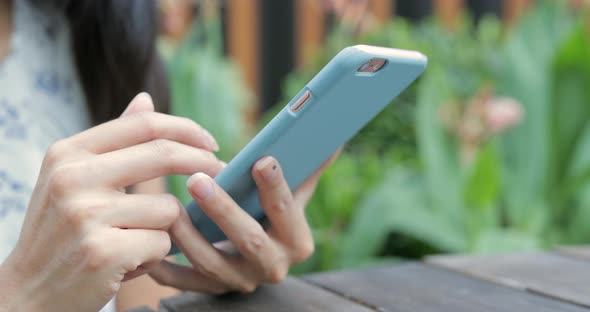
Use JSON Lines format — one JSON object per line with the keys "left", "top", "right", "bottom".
{"left": 290, "top": 90, "right": 312, "bottom": 113}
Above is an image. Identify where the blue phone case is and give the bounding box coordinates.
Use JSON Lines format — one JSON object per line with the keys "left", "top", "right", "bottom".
{"left": 169, "top": 45, "right": 427, "bottom": 255}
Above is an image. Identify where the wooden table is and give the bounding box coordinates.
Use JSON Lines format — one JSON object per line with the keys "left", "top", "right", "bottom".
{"left": 129, "top": 246, "right": 590, "bottom": 311}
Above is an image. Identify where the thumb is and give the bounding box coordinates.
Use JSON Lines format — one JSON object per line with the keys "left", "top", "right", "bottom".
{"left": 121, "top": 92, "right": 155, "bottom": 117}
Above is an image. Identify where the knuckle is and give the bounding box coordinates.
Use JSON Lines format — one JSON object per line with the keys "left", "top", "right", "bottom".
{"left": 122, "top": 259, "right": 143, "bottom": 273}
{"left": 266, "top": 265, "right": 288, "bottom": 284}
{"left": 80, "top": 237, "right": 111, "bottom": 271}
{"left": 269, "top": 197, "right": 291, "bottom": 213}
{"left": 60, "top": 199, "right": 95, "bottom": 229}
{"left": 155, "top": 231, "right": 172, "bottom": 257}
{"left": 85, "top": 250, "right": 113, "bottom": 272}
{"left": 134, "top": 111, "right": 159, "bottom": 140}
{"left": 151, "top": 139, "right": 175, "bottom": 157}
{"left": 160, "top": 194, "right": 181, "bottom": 226}
{"left": 240, "top": 227, "right": 268, "bottom": 257}
{"left": 44, "top": 140, "right": 69, "bottom": 166}
{"left": 195, "top": 260, "right": 224, "bottom": 280}
{"left": 105, "top": 281, "right": 121, "bottom": 299}
{"left": 48, "top": 163, "right": 82, "bottom": 196}
{"left": 236, "top": 281, "right": 257, "bottom": 294}
{"left": 291, "top": 240, "right": 315, "bottom": 263}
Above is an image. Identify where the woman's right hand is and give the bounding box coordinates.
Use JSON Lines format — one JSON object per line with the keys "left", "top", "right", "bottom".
{"left": 0, "top": 93, "right": 224, "bottom": 312}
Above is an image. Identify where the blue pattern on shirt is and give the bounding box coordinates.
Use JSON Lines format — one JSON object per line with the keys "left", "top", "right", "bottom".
{"left": 0, "top": 169, "right": 30, "bottom": 225}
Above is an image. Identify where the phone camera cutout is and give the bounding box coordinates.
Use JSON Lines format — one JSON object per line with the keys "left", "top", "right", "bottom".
{"left": 357, "top": 58, "right": 387, "bottom": 73}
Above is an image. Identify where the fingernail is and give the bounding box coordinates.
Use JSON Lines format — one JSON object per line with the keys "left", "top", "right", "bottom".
{"left": 137, "top": 92, "right": 153, "bottom": 104}
{"left": 121, "top": 92, "right": 152, "bottom": 117}
{"left": 187, "top": 173, "right": 215, "bottom": 200}
{"left": 255, "top": 156, "right": 278, "bottom": 181}
{"left": 203, "top": 129, "right": 219, "bottom": 152}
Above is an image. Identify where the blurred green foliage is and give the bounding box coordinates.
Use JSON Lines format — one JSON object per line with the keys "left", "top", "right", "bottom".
{"left": 278, "top": 2, "right": 590, "bottom": 274}
{"left": 162, "top": 16, "right": 252, "bottom": 204}
{"left": 162, "top": 1, "right": 590, "bottom": 275}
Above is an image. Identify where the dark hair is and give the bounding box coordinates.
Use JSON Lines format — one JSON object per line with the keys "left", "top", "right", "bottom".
{"left": 42, "top": 0, "right": 169, "bottom": 125}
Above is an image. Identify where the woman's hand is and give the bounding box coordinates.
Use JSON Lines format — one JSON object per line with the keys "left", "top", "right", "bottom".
{"left": 0, "top": 93, "right": 224, "bottom": 312}
{"left": 150, "top": 152, "right": 339, "bottom": 294}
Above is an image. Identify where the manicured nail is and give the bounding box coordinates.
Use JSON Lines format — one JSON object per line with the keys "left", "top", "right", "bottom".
{"left": 137, "top": 92, "right": 153, "bottom": 104}
{"left": 187, "top": 173, "right": 215, "bottom": 200}
{"left": 255, "top": 156, "right": 278, "bottom": 181}
{"left": 121, "top": 92, "right": 152, "bottom": 117}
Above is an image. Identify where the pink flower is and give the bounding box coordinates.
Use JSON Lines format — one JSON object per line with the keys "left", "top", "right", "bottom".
{"left": 484, "top": 97, "right": 523, "bottom": 133}
{"left": 437, "top": 90, "right": 524, "bottom": 166}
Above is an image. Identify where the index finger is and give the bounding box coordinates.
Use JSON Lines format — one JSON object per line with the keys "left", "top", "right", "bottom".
{"left": 67, "top": 112, "right": 219, "bottom": 154}
{"left": 92, "top": 140, "right": 224, "bottom": 188}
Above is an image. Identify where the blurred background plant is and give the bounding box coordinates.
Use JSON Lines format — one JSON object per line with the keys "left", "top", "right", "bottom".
{"left": 160, "top": 0, "right": 253, "bottom": 204}
{"left": 158, "top": 0, "right": 590, "bottom": 274}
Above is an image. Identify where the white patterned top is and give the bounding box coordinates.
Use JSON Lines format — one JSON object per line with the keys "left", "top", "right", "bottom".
{"left": 0, "top": 1, "right": 115, "bottom": 311}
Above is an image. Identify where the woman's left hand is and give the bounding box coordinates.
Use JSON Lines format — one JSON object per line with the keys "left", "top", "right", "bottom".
{"left": 149, "top": 152, "right": 339, "bottom": 294}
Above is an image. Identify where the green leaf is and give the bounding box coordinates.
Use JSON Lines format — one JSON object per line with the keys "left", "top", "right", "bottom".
{"left": 564, "top": 183, "right": 590, "bottom": 244}
{"left": 464, "top": 144, "right": 500, "bottom": 209}
{"left": 473, "top": 229, "right": 542, "bottom": 254}
{"left": 415, "top": 66, "right": 463, "bottom": 223}
{"left": 497, "top": 2, "right": 574, "bottom": 227}
{"left": 551, "top": 22, "right": 590, "bottom": 202}
{"left": 163, "top": 21, "right": 252, "bottom": 202}
{"left": 338, "top": 168, "right": 466, "bottom": 268}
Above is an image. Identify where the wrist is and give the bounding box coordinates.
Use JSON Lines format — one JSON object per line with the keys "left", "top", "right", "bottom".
{"left": 0, "top": 255, "right": 39, "bottom": 312}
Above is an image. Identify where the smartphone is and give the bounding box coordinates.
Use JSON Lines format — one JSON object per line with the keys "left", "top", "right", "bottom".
{"left": 169, "top": 45, "right": 427, "bottom": 255}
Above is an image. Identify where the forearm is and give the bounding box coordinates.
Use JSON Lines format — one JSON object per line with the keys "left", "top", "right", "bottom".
{"left": 0, "top": 257, "right": 38, "bottom": 312}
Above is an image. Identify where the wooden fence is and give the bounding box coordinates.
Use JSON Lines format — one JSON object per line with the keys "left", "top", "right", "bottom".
{"left": 225, "top": 0, "right": 538, "bottom": 112}
{"left": 162, "top": 0, "right": 568, "bottom": 112}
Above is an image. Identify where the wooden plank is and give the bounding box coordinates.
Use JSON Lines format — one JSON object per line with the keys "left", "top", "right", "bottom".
{"left": 557, "top": 245, "right": 590, "bottom": 261}
{"left": 433, "top": 0, "right": 465, "bottom": 30}
{"left": 227, "top": 0, "right": 260, "bottom": 98}
{"left": 227, "top": 0, "right": 260, "bottom": 123}
{"left": 369, "top": 0, "right": 393, "bottom": 24}
{"left": 125, "top": 306, "right": 154, "bottom": 312}
{"left": 158, "top": 277, "right": 373, "bottom": 312}
{"left": 428, "top": 252, "right": 590, "bottom": 308}
{"left": 503, "top": 0, "right": 532, "bottom": 27}
{"left": 304, "top": 262, "right": 587, "bottom": 312}
{"left": 0, "top": 0, "right": 11, "bottom": 63}
{"left": 295, "top": 0, "right": 325, "bottom": 67}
